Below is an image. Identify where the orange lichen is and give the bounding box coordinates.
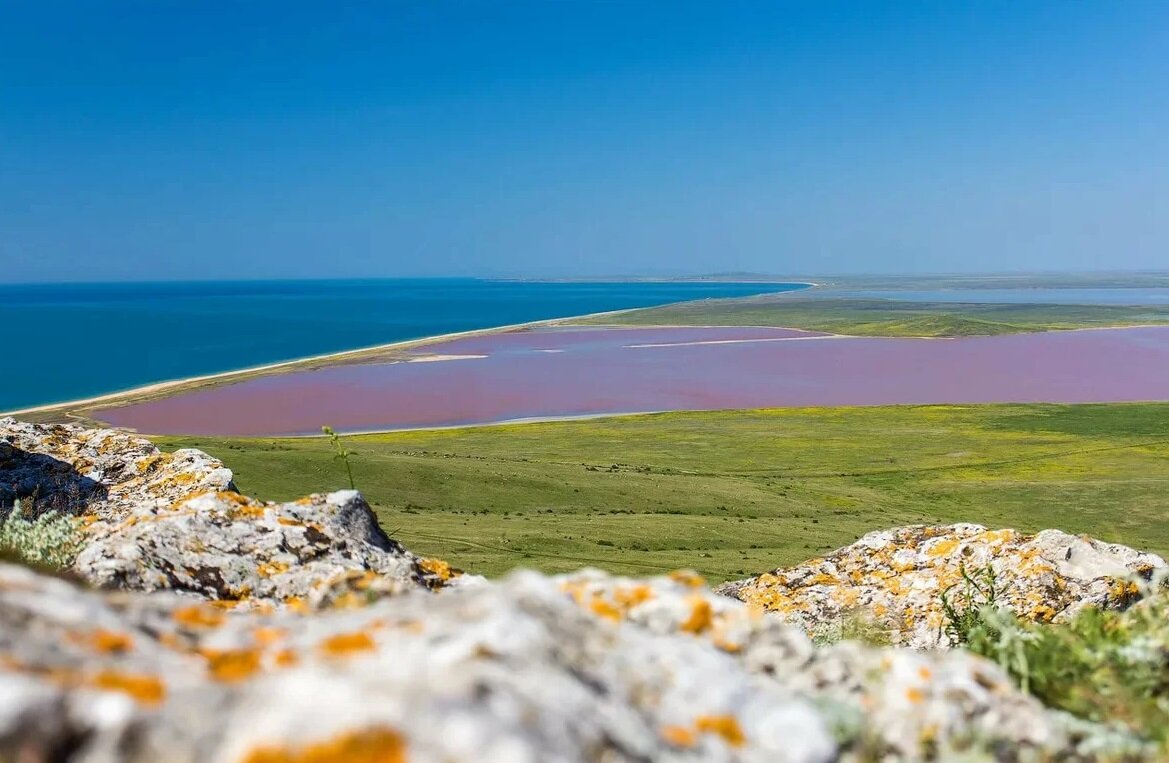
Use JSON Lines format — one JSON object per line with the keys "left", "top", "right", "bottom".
{"left": 695, "top": 715, "right": 746, "bottom": 747}
{"left": 661, "top": 725, "right": 697, "bottom": 747}
{"left": 679, "top": 597, "right": 713, "bottom": 635}
{"left": 242, "top": 728, "right": 407, "bottom": 763}
{"left": 202, "top": 648, "right": 262, "bottom": 683}
{"left": 77, "top": 629, "right": 135, "bottom": 654}
{"left": 319, "top": 632, "right": 376, "bottom": 657}
{"left": 589, "top": 596, "right": 623, "bottom": 622}
{"left": 905, "top": 687, "right": 926, "bottom": 704}
{"left": 612, "top": 584, "right": 654, "bottom": 609}
{"left": 173, "top": 604, "right": 225, "bottom": 629}
{"left": 277, "top": 517, "right": 303, "bottom": 526}
{"left": 926, "top": 538, "right": 961, "bottom": 558}
{"left": 668, "top": 570, "right": 706, "bottom": 588}
{"left": 230, "top": 501, "right": 268, "bottom": 519}
{"left": 89, "top": 670, "right": 166, "bottom": 706}
{"left": 273, "top": 649, "right": 300, "bottom": 668}
{"left": 211, "top": 598, "right": 247, "bottom": 610}
{"left": 252, "top": 627, "right": 288, "bottom": 647}
{"left": 258, "top": 561, "right": 290, "bottom": 578}
{"left": 418, "top": 558, "right": 457, "bottom": 582}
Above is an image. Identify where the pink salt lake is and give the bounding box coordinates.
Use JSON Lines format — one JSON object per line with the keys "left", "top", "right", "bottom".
{"left": 95, "top": 325, "right": 1169, "bottom": 436}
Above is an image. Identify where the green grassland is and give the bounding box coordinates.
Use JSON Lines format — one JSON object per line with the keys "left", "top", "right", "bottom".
{"left": 154, "top": 402, "right": 1169, "bottom": 581}
{"left": 570, "top": 296, "right": 1169, "bottom": 336}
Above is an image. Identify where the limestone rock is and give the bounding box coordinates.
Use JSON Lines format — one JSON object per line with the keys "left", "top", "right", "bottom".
{"left": 0, "top": 417, "right": 234, "bottom": 522}
{"left": 0, "top": 562, "right": 1148, "bottom": 762}
{"left": 75, "top": 489, "right": 456, "bottom": 604}
{"left": 718, "top": 524, "right": 1167, "bottom": 649}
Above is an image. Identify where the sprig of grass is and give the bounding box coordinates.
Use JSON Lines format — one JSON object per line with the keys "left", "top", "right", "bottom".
{"left": 321, "top": 425, "right": 357, "bottom": 490}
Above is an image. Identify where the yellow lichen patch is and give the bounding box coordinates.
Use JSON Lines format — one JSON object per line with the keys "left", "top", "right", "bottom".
{"left": 612, "top": 584, "right": 654, "bottom": 609}
{"left": 242, "top": 728, "right": 407, "bottom": 763}
{"left": 713, "top": 636, "right": 742, "bottom": 654}
{"left": 905, "top": 686, "right": 926, "bottom": 704}
{"left": 277, "top": 517, "right": 303, "bottom": 526}
{"left": 89, "top": 629, "right": 135, "bottom": 654}
{"left": 661, "top": 725, "right": 697, "bottom": 748}
{"left": 418, "top": 557, "right": 457, "bottom": 582}
{"left": 210, "top": 598, "right": 246, "bottom": 611}
{"left": 1109, "top": 579, "right": 1142, "bottom": 601}
{"left": 202, "top": 648, "right": 262, "bottom": 683}
{"left": 668, "top": 570, "right": 707, "bottom": 588}
{"left": 319, "top": 631, "right": 376, "bottom": 657}
{"left": 89, "top": 670, "right": 166, "bottom": 706}
{"left": 135, "top": 454, "right": 164, "bottom": 473}
{"left": 173, "top": 604, "right": 226, "bottom": 629}
{"left": 679, "top": 597, "right": 714, "bottom": 635}
{"left": 230, "top": 502, "right": 269, "bottom": 520}
{"left": 589, "top": 596, "right": 623, "bottom": 622}
{"left": 976, "top": 529, "right": 1015, "bottom": 545}
{"left": 926, "top": 538, "right": 961, "bottom": 558}
{"left": 258, "top": 561, "right": 290, "bottom": 578}
{"left": 284, "top": 597, "right": 311, "bottom": 614}
{"left": 694, "top": 715, "right": 746, "bottom": 747}
{"left": 273, "top": 649, "right": 300, "bottom": 668}
{"left": 252, "top": 627, "right": 287, "bottom": 647}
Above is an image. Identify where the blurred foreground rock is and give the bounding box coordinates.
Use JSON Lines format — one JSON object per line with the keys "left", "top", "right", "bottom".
{"left": 718, "top": 523, "right": 1166, "bottom": 649}
{"left": 0, "top": 562, "right": 1148, "bottom": 762}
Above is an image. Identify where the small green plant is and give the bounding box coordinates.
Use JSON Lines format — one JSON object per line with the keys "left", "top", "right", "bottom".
{"left": 0, "top": 499, "right": 85, "bottom": 570}
{"left": 961, "top": 581, "right": 1169, "bottom": 746}
{"left": 939, "top": 563, "right": 1003, "bottom": 647}
{"left": 321, "top": 425, "right": 357, "bottom": 490}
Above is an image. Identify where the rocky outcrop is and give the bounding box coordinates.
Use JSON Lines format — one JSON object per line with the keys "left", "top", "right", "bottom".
{"left": 75, "top": 490, "right": 459, "bottom": 604}
{"left": 1, "top": 419, "right": 454, "bottom": 603}
{"left": 0, "top": 562, "right": 1147, "bottom": 762}
{"left": 0, "top": 417, "right": 234, "bottom": 522}
{"left": 718, "top": 523, "right": 1167, "bottom": 649}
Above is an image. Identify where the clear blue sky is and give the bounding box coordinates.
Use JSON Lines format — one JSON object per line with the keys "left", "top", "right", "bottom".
{"left": 2, "top": 1, "right": 1166, "bottom": 282}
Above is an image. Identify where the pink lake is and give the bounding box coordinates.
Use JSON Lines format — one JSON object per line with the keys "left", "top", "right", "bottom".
{"left": 95, "top": 325, "right": 1169, "bottom": 436}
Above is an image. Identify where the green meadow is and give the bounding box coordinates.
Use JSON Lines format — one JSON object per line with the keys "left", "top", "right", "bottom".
{"left": 155, "top": 402, "right": 1169, "bottom": 582}
{"left": 571, "top": 296, "right": 1169, "bottom": 336}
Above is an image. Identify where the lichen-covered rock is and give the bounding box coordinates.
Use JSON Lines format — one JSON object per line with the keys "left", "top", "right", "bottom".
{"left": 0, "top": 417, "right": 234, "bottom": 522}
{"left": 75, "top": 490, "right": 457, "bottom": 604}
{"left": 0, "top": 562, "right": 1149, "bottom": 762}
{"left": 718, "top": 524, "right": 1167, "bottom": 649}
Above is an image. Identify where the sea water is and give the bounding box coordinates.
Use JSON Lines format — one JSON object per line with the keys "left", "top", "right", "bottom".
{"left": 0, "top": 278, "right": 806, "bottom": 410}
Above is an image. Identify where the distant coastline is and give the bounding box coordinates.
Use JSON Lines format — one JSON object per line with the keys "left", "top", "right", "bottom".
{"left": 5, "top": 281, "right": 814, "bottom": 421}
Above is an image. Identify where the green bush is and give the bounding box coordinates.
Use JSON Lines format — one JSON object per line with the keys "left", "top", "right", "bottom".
{"left": 0, "top": 499, "right": 85, "bottom": 570}
{"left": 947, "top": 569, "right": 1169, "bottom": 744}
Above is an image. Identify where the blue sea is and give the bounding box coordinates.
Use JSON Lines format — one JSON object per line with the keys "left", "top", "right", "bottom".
{"left": 0, "top": 279, "right": 806, "bottom": 411}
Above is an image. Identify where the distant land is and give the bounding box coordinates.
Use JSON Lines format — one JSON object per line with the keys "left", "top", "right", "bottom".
{"left": 521, "top": 271, "right": 1169, "bottom": 289}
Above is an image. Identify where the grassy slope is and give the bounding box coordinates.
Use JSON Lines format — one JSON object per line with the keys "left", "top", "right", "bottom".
{"left": 155, "top": 402, "right": 1169, "bottom": 582}
{"left": 569, "top": 296, "right": 1169, "bottom": 336}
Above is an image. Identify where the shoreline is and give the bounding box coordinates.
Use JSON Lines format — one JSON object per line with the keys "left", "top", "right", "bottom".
{"left": 3, "top": 283, "right": 815, "bottom": 418}
{"left": 171, "top": 396, "right": 1169, "bottom": 440}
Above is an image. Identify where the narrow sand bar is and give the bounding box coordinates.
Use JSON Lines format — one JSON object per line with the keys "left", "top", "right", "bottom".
{"left": 91, "top": 325, "right": 1169, "bottom": 436}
